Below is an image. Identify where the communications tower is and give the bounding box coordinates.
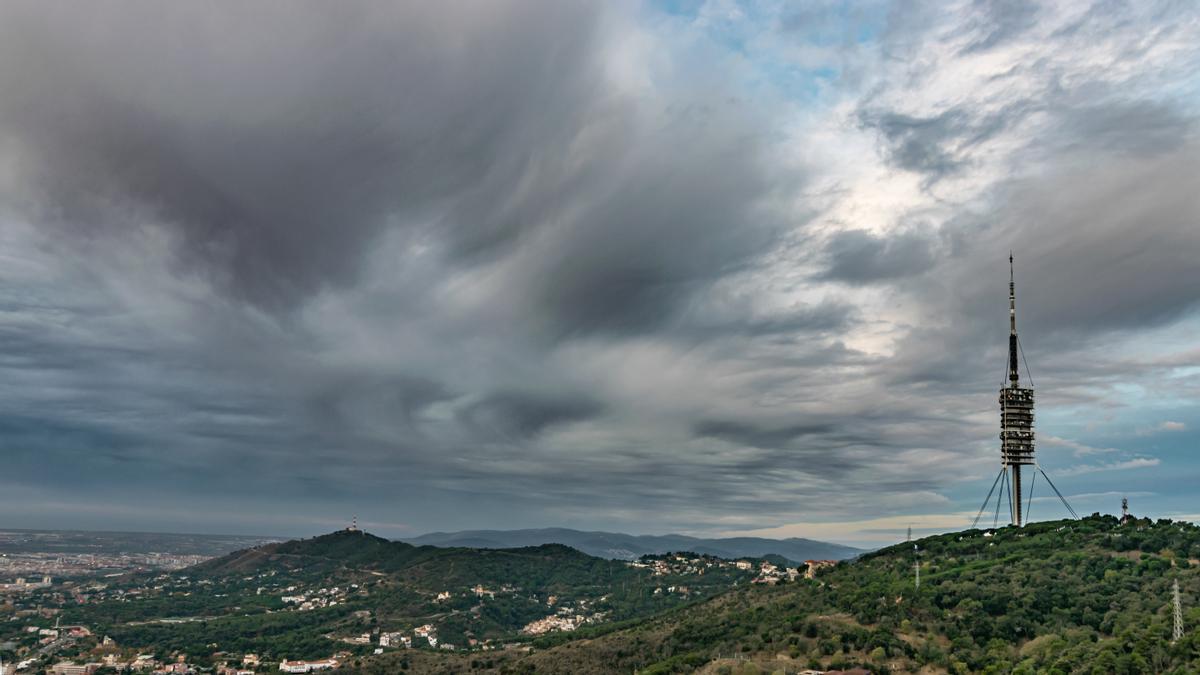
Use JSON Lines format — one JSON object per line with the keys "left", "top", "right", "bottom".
{"left": 999, "top": 254, "right": 1035, "bottom": 525}
{"left": 974, "top": 255, "right": 1077, "bottom": 528}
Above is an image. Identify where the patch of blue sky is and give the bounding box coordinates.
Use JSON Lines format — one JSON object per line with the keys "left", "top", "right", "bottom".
{"left": 650, "top": 0, "right": 707, "bottom": 18}
{"left": 777, "top": 0, "right": 889, "bottom": 48}
{"left": 650, "top": 1, "right": 888, "bottom": 104}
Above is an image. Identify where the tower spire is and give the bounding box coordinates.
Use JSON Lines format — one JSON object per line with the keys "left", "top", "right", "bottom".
{"left": 1008, "top": 252, "right": 1019, "bottom": 385}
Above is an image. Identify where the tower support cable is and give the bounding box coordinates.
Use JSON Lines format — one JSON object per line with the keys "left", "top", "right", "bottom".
{"left": 1025, "top": 467, "right": 1037, "bottom": 523}
{"left": 994, "top": 468, "right": 1009, "bottom": 530}
{"left": 1037, "top": 465, "right": 1079, "bottom": 520}
{"left": 973, "top": 469, "right": 1005, "bottom": 529}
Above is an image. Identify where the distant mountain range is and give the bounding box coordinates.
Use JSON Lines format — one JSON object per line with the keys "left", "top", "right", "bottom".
{"left": 403, "top": 527, "right": 862, "bottom": 564}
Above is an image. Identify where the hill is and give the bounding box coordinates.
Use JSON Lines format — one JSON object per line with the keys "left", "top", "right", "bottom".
{"left": 351, "top": 514, "right": 1200, "bottom": 673}
{"left": 56, "top": 528, "right": 758, "bottom": 665}
{"left": 405, "top": 527, "right": 863, "bottom": 564}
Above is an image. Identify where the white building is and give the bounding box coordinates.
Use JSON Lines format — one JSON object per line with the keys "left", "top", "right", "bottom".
{"left": 278, "top": 659, "right": 338, "bottom": 673}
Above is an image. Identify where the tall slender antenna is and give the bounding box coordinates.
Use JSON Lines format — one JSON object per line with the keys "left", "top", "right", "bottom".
{"left": 1008, "top": 253, "right": 1019, "bottom": 383}
{"left": 1174, "top": 579, "right": 1184, "bottom": 643}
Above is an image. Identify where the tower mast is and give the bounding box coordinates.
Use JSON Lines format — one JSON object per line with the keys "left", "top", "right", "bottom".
{"left": 1000, "top": 254, "right": 1035, "bottom": 526}
{"left": 975, "top": 255, "right": 1076, "bottom": 528}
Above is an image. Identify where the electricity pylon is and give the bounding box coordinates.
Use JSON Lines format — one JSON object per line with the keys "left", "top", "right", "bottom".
{"left": 1174, "top": 579, "right": 1184, "bottom": 643}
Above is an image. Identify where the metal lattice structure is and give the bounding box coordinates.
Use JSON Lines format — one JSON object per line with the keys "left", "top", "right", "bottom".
{"left": 1174, "top": 579, "right": 1184, "bottom": 644}
{"left": 974, "top": 255, "right": 1077, "bottom": 529}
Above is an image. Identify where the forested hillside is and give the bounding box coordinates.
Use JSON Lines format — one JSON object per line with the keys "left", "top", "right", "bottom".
{"left": 48, "top": 529, "right": 753, "bottom": 666}
{"left": 352, "top": 514, "right": 1200, "bottom": 674}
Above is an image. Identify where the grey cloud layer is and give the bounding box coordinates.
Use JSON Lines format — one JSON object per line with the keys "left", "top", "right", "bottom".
{"left": 0, "top": 0, "right": 1196, "bottom": 539}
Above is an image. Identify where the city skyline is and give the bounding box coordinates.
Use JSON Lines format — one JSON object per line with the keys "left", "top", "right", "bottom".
{"left": 0, "top": 1, "right": 1198, "bottom": 549}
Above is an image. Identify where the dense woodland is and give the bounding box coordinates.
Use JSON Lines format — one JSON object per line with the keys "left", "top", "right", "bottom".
{"left": 352, "top": 515, "right": 1200, "bottom": 673}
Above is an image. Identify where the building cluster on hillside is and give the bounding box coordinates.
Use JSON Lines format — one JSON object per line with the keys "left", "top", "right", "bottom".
{"left": 520, "top": 614, "right": 579, "bottom": 635}
{"left": 804, "top": 560, "right": 837, "bottom": 579}
{"left": 630, "top": 552, "right": 747, "bottom": 576}
{"left": 413, "top": 623, "right": 438, "bottom": 648}
{"left": 751, "top": 560, "right": 801, "bottom": 585}
{"left": 632, "top": 554, "right": 836, "bottom": 585}
{"left": 520, "top": 596, "right": 609, "bottom": 636}
{"left": 378, "top": 632, "right": 413, "bottom": 649}
{"left": 279, "top": 583, "right": 355, "bottom": 611}
{"left": 48, "top": 653, "right": 202, "bottom": 674}
{"left": 277, "top": 658, "right": 338, "bottom": 673}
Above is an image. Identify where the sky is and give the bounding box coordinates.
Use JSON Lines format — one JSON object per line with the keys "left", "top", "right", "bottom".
{"left": 0, "top": 0, "right": 1197, "bottom": 548}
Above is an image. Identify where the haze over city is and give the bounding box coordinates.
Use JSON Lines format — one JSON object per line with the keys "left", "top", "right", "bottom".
{"left": 0, "top": 0, "right": 1198, "bottom": 549}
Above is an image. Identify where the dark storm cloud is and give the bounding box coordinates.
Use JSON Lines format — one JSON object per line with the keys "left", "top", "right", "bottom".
{"left": 0, "top": 0, "right": 791, "bottom": 338}
{"left": 819, "top": 228, "right": 938, "bottom": 284}
{"left": 883, "top": 137, "right": 1200, "bottom": 391}
{"left": 0, "top": 0, "right": 1196, "bottom": 541}
{"left": 306, "top": 374, "right": 455, "bottom": 437}
{"left": 858, "top": 109, "right": 969, "bottom": 178}
{"left": 1056, "top": 101, "right": 1195, "bottom": 156}
{"left": 984, "top": 142, "right": 1200, "bottom": 334}
{"left": 693, "top": 419, "right": 837, "bottom": 449}
{"left": 0, "top": 1, "right": 601, "bottom": 309}
{"left": 856, "top": 105, "right": 1019, "bottom": 183}
{"left": 459, "top": 391, "right": 604, "bottom": 440}
{"left": 0, "top": 0, "right": 817, "bottom": 532}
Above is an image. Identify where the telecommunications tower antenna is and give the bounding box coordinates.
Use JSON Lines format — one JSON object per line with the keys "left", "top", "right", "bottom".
{"left": 974, "top": 255, "right": 1077, "bottom": 528}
